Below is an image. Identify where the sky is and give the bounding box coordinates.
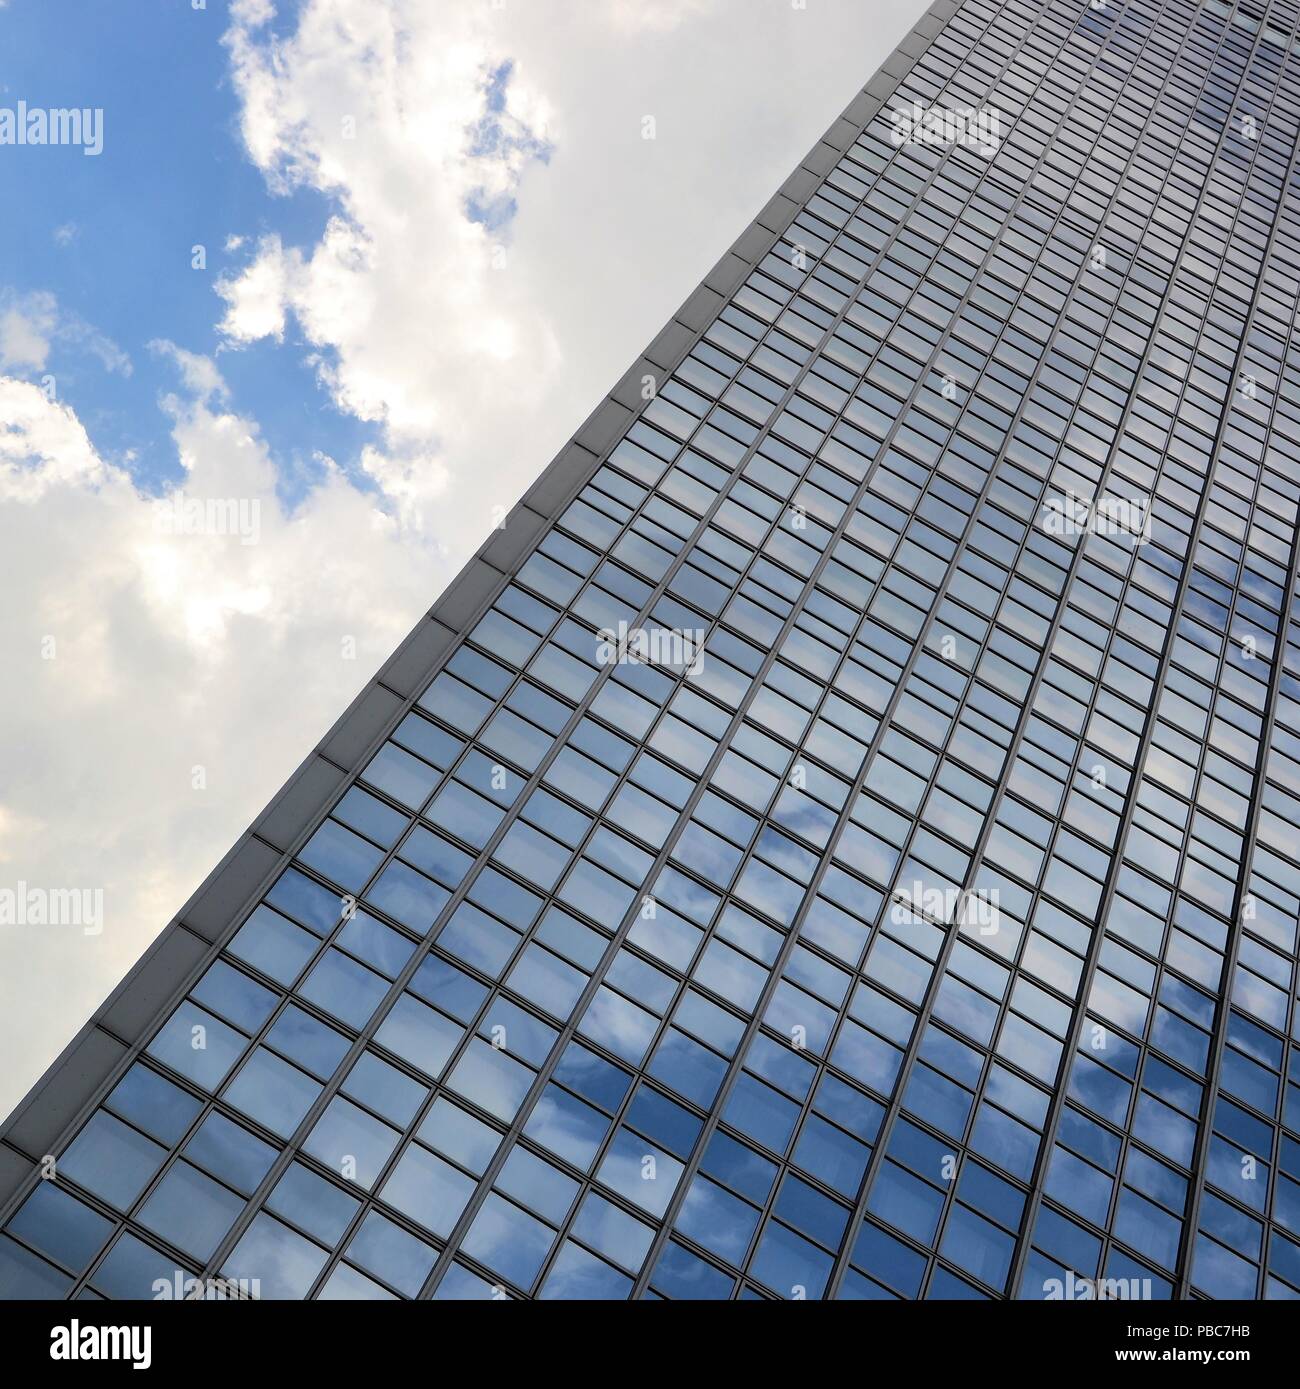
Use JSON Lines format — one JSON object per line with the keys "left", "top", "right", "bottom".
{"left": 0, "top": 0, "right": 928, "bottom": 1119}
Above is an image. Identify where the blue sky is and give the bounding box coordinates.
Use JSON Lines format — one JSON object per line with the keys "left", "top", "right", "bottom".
{"left": 1, "top": 0, "right": 377, "bottom": 500}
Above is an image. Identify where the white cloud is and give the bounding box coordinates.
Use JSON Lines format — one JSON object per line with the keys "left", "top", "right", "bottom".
{"left": 0, "top": 288, "right": 131, "bottom": 378}
{"left": 0, "top": 377, "right": 104, "bottom": 496}
{"left": 602, "top": 0, "right": 713, "bottom": 33}
{"left": 0, "top": 291, "right": 56, "bottom": 372}
{"left": 218, "top": 0, "right": 563, "bottom": 527}
{"left": 64, "top": 318, "right": 132, "bottom": 378}
{"left": 0, "top": 365, "right": 450, "bottom": 1115}
{"left": 216, "top": 233, "right": 291, "bottom": 344}
{"left": 149, "top": 337, "right": 228, "bottom": 404}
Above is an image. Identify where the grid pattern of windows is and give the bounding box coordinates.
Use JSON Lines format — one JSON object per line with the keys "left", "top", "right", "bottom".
{"left": 5, "top": 0, "right": 1300, "bottom": 1301}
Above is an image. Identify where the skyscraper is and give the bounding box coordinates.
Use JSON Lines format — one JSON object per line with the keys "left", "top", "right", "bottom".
{"left": 4, "top": 0, "right": 1300, "bottom": 1303}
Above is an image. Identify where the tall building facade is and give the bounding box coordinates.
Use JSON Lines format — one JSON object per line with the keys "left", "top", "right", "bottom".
{"left": 4, "top": 0, "right": 1300, "bottom": 1303}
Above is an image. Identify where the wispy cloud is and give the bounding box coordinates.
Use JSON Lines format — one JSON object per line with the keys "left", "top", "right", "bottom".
{"left": 0, "top": 288, "right": 131, "bottom": 377}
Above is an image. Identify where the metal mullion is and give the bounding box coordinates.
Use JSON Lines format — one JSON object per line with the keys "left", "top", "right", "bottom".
{"left": 1054, "top": 213, "right": 1300, "bottom": 1300}
{"left": 409, "top": 21, "right": 1037, "bottom": 1305}
{"left": 311, "top": 974, "right": 691, "bottom": 1302}
{"left": 823, "top": 0, "right": 1288, "bottom": 1302}
{"left": 633, "top": 2, "right": 1201, "bottom": 1300}
{"left": 1172, "top": 370, "right": 1300, "bottom": 1298}
{"left": 191, "top": 112, "right": 962, "bottom": 1284}
{"left": 442, "top": 106, "right": 1074, "bottom": 1310}
{"left": 64, "top": 968, "right": 358, "bottom": 1297}
{"left": 56, "top": 553, "right": 636, "bottom": 1291}
{"left": 904, "top": 995, "right": 1048, "bottom": 1295}
{"left": 1026, "top": 409, "right": 1293, "bottom": 1297}
{"left": 1255, "top": 926, "right": 1300, "bottom": 1297}
{"left": 1086, "top": 433, "right": 1298, "bottom": 1290}
{"left": 398, "top": 54, "right": 1040, "bottom": 1309}
{"left": 1001, "top": 59, "right": 1300, "bottom": 1302}
{"left": 48, "top": 1075, "right": 221, "bottom": 1290}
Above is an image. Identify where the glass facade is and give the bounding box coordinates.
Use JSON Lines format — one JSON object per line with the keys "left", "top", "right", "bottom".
{"left": 4, "top": 0, "right": 1300, "bottom": 1302}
